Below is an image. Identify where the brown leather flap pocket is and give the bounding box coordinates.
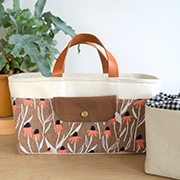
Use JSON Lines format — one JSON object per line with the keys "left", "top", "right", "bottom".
{"left": 53, "top": 96, "right": 117, "bottom": 122}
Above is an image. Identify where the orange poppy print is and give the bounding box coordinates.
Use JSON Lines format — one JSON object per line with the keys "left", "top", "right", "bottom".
{"left": 13, "top": 100, "right": 18, "bottom": 113}
{"left": 104, "top": 126, "right": 111, "bottom": 138}
{"left": 33, "top": 129, "right": 41, "bottom": 143}
{"left": 55, "top": 120, "right": 63, "bottom": 135}
{"left": 39, "top": 99, "right": 46, "bottom": 109}
{"left": 69, "top": 132, "right": 81, "bottom": 144}
{"left": 57, "top": 146, "right": 68, "bottom": 153}
{"left": 120, "top": 147, "right": 126, "bottom": 153}
{"left": 23, "top": 98, "right": 34, "bottom": 108}
{"left": 23, "top": 122, "right": 33, "bottom": 139}
{"left": 87, "top": 125, "right": 99, "bottom": 138}
{"left": 121, "top": 111, "right": 133, "bottom": 124}
{"left": 108, "top": 116, "right": 117, "bottom": 125}
{"left": 134, "top": 99, "right": 146, "bottom": 109}
{"left": 136, "top": 135, "right": 145, "bottom": 150}
{"left": 45, "top": 147, "right": 52, "bottom": 153}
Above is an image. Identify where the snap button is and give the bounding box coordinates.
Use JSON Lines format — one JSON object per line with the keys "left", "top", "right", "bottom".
{"left": 81, "top": 111, "right": 88, "bottom": 118}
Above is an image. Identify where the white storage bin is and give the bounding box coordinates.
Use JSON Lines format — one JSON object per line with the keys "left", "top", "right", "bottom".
{"left": 145, "top": 93, "right": 180, "bottom": 179}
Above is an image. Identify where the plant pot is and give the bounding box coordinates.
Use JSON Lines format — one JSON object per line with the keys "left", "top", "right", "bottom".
{"left": 0, "top": 74, "right": 13, "bottom": 117}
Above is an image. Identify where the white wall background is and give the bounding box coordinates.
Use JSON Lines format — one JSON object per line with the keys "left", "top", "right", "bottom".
{"left": 2, "top": 0, "right": 180, "bottom": 94}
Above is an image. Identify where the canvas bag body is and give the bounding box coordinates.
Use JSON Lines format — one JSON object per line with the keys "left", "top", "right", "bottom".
{"left": 9, "top": 33, "right": 161, "bottom": 154}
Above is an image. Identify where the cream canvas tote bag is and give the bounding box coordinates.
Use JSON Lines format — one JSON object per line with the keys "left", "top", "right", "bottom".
{"left": 9, "top": 34, "right": 161, "bottom": 154}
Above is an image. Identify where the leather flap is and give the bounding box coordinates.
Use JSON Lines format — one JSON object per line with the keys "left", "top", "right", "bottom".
{"left": 53, "top": 96, "right": 117, "bottom": 122}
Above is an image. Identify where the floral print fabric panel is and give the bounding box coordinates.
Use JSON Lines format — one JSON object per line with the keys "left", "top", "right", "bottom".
{"left": 12, "top": 97, "right": 147, "bottom": 154}
{"left": 117, "top": 99, "right": 147, "bottom": 153}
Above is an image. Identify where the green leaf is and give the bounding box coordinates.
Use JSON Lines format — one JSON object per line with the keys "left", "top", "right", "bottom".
{"left": 23, "top": 26, "right": 39, "bottom": 35}
{"left": 45, "top": 45, "right": 59, "bottom": 66}
{"left": 45, "top": 55, "right": 52, "bottom": 66}
{"left": 42, "top": 11, "right": 52, "bottom": 23}
{"left": 51, "top": 16, "right": 76, "bottom": 38}
{"left": 23, "top": 54, "right": 36, "bottom": 68}
{"left": 78, "top": 45, "right": 81, "bottom": 54}
{"left": 34, "top": 0, "right": 46, "bottom": 18}
{"left": 0, "top": 39, "right": 7, "bottom": 48}
{"left": 43, "top": 36, "right": 53, "bottom": 46}
{"left": 9, "top": 42, "right": 22, "bottom": 57}
{"left": 13, "top": 0, "right": 20, "bottom": 11}
{"left": 36, "top": 25, "right": 46, "bottom": 35}
{"left": 34, "top": 39, "right": 46, "bottom": 57}
{"left": 52, "top": 39, "right": 58, "bottom": 46}
{"left": 26, "top": 18, "right": 43, "bottom": 26}
{"left": 0, "top": 55, "right": 7, "bottom": 71}
{"left": 2, "top": 15, "right": 12, "bottom": 28}
{"left": 3, "top": 47, "right": 11, "bottom": 54}
{"left": 16, "top": 57, "right": 23, "bottom": 63}
{"left": 48, "top": 45, "right": 59, "bottom": 55}
{"left": 9, "top": 34, "right": 41, "bottom": 44}
{"left": 0, "top": 0, "right": 5, "bottom": 4}
{"left": 9, "top": 34, "right": 52, "bottom": 77}
{"left": 3, "top": 64, "right": 10, "bottom": 74}
{"left": 20, "top": 9, "right": 31, "bottom": 19}
{"left": 17, "top": 19, "right": 27, "bottom": 27}
{"left": 6, "top": 27, "right": 17, "bottom": 40}
{"left": 11, "top": 60, "right": 19, "bottom": 68}
{"left": 20, "top": 60, "right": 27, "bottom": 71}
{"left": 51, "top": 28, "right": 59, "bottom": 36}
{"left": 6, "top": 8, "right": 14, "bottom": 13}
{"left": 16, "top": 9, "right": 31, "bottom": 25}
{"left": 20, "top": 55, "right": 31, "bottom": 71}
{"left": 0, "top": 5, "right": 4, "bottom": 27}
{"left": 9, "top": 14, "right": 18, "bottom": 33}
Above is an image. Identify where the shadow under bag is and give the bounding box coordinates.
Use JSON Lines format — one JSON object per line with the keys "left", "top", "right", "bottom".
{"left": 8, "top": 33, "right": 161, "bottom": 154}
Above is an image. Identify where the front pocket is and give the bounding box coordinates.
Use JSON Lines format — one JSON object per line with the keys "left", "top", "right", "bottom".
{"left": 53, "top": 95, "right": 117, "bottom": 122}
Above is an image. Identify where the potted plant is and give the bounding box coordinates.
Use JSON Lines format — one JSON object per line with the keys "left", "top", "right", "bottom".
{"left": 0, "top": 0, "right": 76, "bottom": 118}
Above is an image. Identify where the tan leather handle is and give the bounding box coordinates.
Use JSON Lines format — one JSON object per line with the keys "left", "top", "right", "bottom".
{"left": 52, "top": 33, "right": 119, "bottom": 77}
{"left": 61, "top": 41, "right": 109, "bottom": 74}
{"left": 61, "top": 41, "right": 117, "bottom": 74}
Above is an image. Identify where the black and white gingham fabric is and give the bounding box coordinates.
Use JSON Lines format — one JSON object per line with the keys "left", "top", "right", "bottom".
{"left": 146, "top": 92, "right": 180, "bottom": 110}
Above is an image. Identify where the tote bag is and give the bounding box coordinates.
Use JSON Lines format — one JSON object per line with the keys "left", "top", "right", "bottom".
{"left": 9, "top": 33, "right": 161, "bottom": 154}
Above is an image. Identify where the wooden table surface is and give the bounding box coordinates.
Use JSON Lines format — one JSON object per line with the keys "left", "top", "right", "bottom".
{"left": 0, "top": 135, "right": 171, "bottom": 180}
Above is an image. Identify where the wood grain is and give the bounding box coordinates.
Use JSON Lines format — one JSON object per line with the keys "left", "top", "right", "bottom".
{"left": 0, "top": 135, "right": 171, "bottom": 180}
{"left": 0, "top": 117, "right": 16, "bottom": 135}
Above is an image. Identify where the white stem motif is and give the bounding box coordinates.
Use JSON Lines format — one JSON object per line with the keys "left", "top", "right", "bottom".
{"left": 133, "top": 107, "right": 141, "bottom": 151}
{"left": 123, "top": 122, "right": 129, "bottom": 142}
{"left": 73, "top": 143, "right": 76, "bottom": 153}
{"left": 18, "top": 105, "right": 28, "bottom": 140}
{"left": 56, "top": 123, "right": 75, "bottom": 150}
{"left": 84, "top": 136, "right": 92, "bottom": 153}
{"left": 27, "top": 137, "right": 33, "bottom": 153}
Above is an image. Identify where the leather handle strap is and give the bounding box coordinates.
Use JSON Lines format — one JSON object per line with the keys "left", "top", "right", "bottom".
{"left": 60, "top": 41, "right": 109, "bottom": 74}
{"left": 52, "top": 33, "right": 119, "bottom": 77}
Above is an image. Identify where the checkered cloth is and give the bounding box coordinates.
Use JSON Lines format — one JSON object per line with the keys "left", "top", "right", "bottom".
{"left": 146, "top": 92, "right": 180, "bottom": 110}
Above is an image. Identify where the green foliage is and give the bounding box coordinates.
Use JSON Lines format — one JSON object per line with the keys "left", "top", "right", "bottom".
{"left": 13, "top": 0, "right": 20, "bottom": 11}
{"left": 0, "top": 5, "right": 4, "bottom": 27}
{"left": 0, "top": 0, "right": 76, "bottom": 76}
{"left": 34, "top": 0, "right": 46, "bottom": 18}
{"left": 0, "top": 0, "right": 4, "bottom": 4}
